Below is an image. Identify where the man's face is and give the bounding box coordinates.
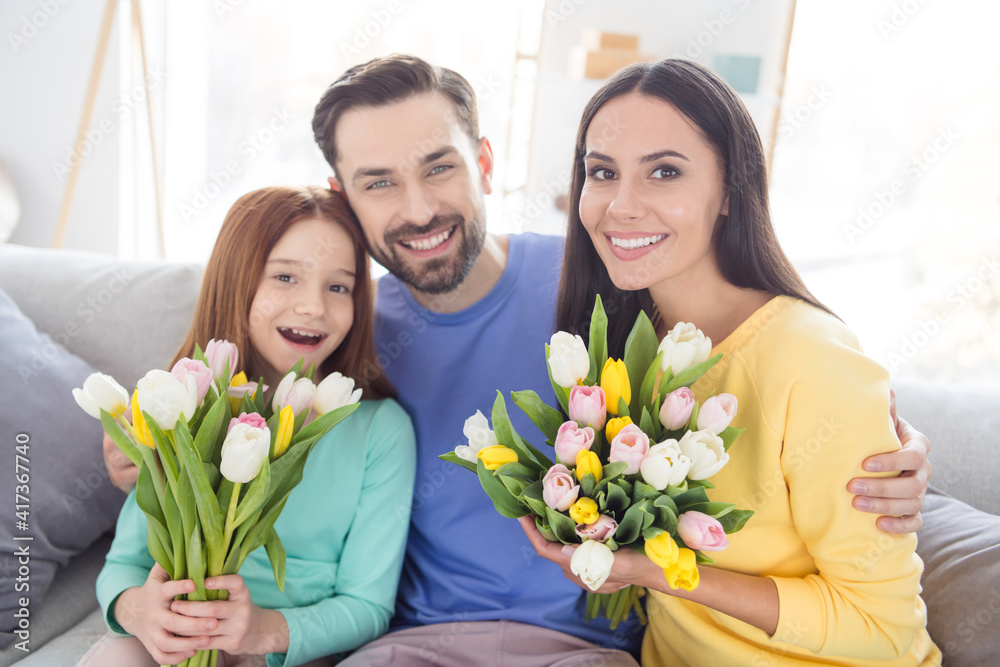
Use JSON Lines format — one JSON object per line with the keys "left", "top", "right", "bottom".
{"left": 332, "top": 92, "right": 493, "bottom": 295}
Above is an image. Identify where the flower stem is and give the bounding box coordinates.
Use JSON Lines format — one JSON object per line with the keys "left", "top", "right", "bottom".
{"left": 222, "top": 482, "right": 241, "bottom": 551}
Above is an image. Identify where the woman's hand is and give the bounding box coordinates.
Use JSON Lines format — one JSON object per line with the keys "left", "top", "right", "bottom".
{"left": 517, "top": 516, "right": 653, "bottom": 594}
{"left": 114, "top": 564, "right": 215, "bottom": 665}
{"left": 169, "top": 573, "right": 289, "bottom": 656}
{"left": 848, "top": 389, "right": 932, "bottom": 534}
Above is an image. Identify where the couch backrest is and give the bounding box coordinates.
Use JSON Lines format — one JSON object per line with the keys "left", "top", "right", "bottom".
{"left": 0, "top": 244, "right": 202, "bottom": 390}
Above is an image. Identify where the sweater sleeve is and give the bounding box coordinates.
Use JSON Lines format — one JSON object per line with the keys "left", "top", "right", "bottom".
{"left": 768, "top": 331, "right": 927, "bottom": 659}
{"left": 269, "top": 399, "right": 416, "bottom": 667}
{"left": 96, "top": 489, "right": 156, "bottom": 635}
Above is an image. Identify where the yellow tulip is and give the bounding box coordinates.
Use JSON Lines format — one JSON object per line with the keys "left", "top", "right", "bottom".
{"left": 131, "top": 391, "right": 155, "bottom": 449}
{"left": 644, "top": 531, "right": 680, "bottom": 569}
{"left": 605, "top": 416, "right": 633, "bottom": 442}
{"left": 600, "top": 358, "right": 631, "bottom": 416}
{"left": 273, "top": 405, "right": 295, "bottom": 458}
{"left": 575, "top": 450, "right": 603, "bottom": 483}
{"left": 569, "top": 497, "right": 600, "bottom": 525}
{"left": 663, "top": 547, "right": 700, "bottom": 591}
{"left": 228, "top": 371, "right": 249, "bottom": 414}
{"left": 477, "top": 445, "right": 519, "bottom": 471}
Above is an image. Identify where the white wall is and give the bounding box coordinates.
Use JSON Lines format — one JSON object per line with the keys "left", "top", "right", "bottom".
{"left": 511, "top": 0, "right": 795, "bottom": 236}
{"left": 0, "top": 0, "right": 125, "bottom": 254}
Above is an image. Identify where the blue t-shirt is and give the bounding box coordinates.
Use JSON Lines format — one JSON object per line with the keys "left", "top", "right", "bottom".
{"left": 374, "top": 233, "right": 642, "bottom": 654}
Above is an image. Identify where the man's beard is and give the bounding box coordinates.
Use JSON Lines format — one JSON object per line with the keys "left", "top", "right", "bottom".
{"left": 372, "top": 212, "right": 487, "bottom": 295}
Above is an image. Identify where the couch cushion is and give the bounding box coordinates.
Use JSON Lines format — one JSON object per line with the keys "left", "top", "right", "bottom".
{"left": 917, "top": 486, "right": 1000, "bottom": 666}
{"left": 0, "top": 244, "right": 202, "bottom": 390}
{"left": 0, "top": 291, "right": 125, "bottom": 651}
{"left": 0, "top": 535, "right": 112, "bottom": 667}
{"left": 893, "top": 378, "right": 1000, "bottom": 516}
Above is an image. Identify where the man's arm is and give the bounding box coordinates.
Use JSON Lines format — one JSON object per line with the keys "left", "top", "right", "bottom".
{"left": 848, "top": 389, "right": 931, "bottom": 535}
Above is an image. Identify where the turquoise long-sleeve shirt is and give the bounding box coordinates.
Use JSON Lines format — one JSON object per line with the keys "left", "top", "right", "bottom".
{"left": 96, "top": 398, "right": 416, "bottom": 667}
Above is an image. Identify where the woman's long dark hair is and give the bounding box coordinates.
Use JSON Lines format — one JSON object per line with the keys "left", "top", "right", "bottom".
{"left": 556, "top": 59, "right": 831, "bottom": 354}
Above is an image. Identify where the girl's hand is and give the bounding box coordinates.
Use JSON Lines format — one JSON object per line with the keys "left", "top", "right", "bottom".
{"left": 114, "top": 564, "right": 216, "bottom": 665}
{"left": 517, "top": 516, "right": 654, "bottom": 594}
{"left": 170, "top": 573, "right": 290, "bottom": 656}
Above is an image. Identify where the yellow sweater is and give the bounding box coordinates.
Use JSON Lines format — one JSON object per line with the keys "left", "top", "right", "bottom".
{"left": 642, "top": 296, "right": 941, "bottom": 666}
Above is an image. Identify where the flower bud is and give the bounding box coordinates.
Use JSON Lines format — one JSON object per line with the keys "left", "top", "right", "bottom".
{"left": 547, "top": 332, "right": 590, "bottom": 388}
{"left": 600, "top": 358, "right": 631, "bottom": 416}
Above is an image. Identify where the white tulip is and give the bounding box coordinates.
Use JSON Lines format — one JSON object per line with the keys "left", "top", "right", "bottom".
{"left": 570, "top": 540, "right": 616, "bottom": 591}
{"left": 136, "top": 369, "right": 198, "bottom": 431}
{"left": 271, "top": 372, "right": 316, "bottom": 415}
{"left": 640, "top": 440, "right": 692, "bottom": 490}
{"left": 455, "top": 410, "right": 499, "bottom": 463}
{"left": 220, "top": 423, "right": 270, "bottom": 483}
{"left": 657, "top": 322, "right": 712, "bottom": 374}
{"left": 547, "top": 332, "right": 590, "bottom": 388}
{"left": 677, "top": 429, "right": 730, "bottom": 480}
{"left": 313, "top": 372, "right": 363, "bottom": 416}
{"left": 696, "top": 394, "right": 738, "bottom": 435}
{"left": 72, "top": 372, "right": 129, "bottom": 419}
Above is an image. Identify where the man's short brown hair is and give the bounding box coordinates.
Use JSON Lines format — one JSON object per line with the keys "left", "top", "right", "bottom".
{"left": 312, "top": 54, "right": 479, "bottom": 173}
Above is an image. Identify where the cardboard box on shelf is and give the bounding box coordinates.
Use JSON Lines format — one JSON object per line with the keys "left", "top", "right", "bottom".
{"left": 580, "top": 29, "right": 640, "bottom": 51}
{"left": 568, "top": 46, "right": 652, "bottom": 80}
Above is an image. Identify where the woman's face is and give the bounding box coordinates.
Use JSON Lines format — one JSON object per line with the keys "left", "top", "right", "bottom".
{"left": 579, "top": 93, "right": 729, "bottom": 292}
{"left": 248, "top": 217, "right": 356, "bottom": 383}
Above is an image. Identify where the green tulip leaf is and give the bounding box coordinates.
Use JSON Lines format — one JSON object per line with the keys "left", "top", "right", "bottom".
{"left": 639, "top": 407, "right": 657, "bottom": 442}
{"left": 496, "top": 461, "right": 540, "bottom": 482}
{"left": 623, "top": 311, "right": 658, "bottom": 417}
{"left": 615, "top": 500, "right": 653, "bottom": 544}
{"left": 534, "top": 515, "right": 557, "bottom": 543}
{"left": 187, "top": 525, "right": 208, "bottom": 600}
{"left": 146, "top": 518, "right": 173, "bottom": 575}
{"left": 100, "top": 411, "right": 142, "bottom": 467}
{"left": 683, "top": 501, "right": 736, "bottom": 519}
{"left": 719, "top": 426, "right": 745, "bottom": 452}
{"left": 233, "top": 459, "right": 271, "bottom": 528}
{"left": 671, "top": 486, "right": 711, "bottom": 510}
{"left": 511, "top": 390, "right": 565, "bottom": 444}
{"left": 264, "top": 528, "right": 286, "bottom": 593}
{"left": 659, "top": 353, "right": 724, "bottom": 398}
{"left": 545, "top": 507, "right": 579, "bottom": 544}
{"left": 171, "top": 420, "right": 223, "bottom": 568}
{"left": 631, "top": 481, "right": 660, "bottom": 504}
{"left": 476, "top": 459, "right": 529, "bottom": 519}
{"left": 289, "top": 402, "right": 359, "bottom": 448}
{"left": 604, "top": 482, "right": 631, "bottom": 515}
{"left": 162, "top": 483, "right": 186, "bottom": 581}
{"left": 491, "top": 392, "right": 551, "bottom": 471}
{"left": 499, "top": 474, "right": 528, "bottom": 498}
{"left": 580, "top": 472, "right": 596, "bottom": 498}
{"left": 438, "top": 451, "right": 477, "bottom": 473}
{"left": 194, "top": 393, "right": 229, "bottom": 461}
{"left": 718, "top": 508, "right": 754, "bottom": 534}
{"left": 639, "top": 351, "right": 665, "bottom": 416}
{"left": 136, "top": 458, "right": 166, "bottom": 526}
{"left": 587, "top": 295, "right": 608, "bottom": 386}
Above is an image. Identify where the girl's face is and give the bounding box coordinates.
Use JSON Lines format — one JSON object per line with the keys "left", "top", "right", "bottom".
{"left": 579, "top": 93, "right": 729, "bottom": 292}
{"left": 248, "top": 217, "right": 356, "bottom": 382}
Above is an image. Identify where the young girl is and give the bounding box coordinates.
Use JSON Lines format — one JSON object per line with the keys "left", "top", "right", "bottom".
{"left": 522, "top": 61, "right": 941, "bottom": 665}
{"left": 78, "top": 186, "right": 416, "bottom": 667}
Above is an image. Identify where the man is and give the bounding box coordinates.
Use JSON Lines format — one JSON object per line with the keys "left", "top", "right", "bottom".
{"left": 107, "top": 54, "right": 931, "bottom": 665}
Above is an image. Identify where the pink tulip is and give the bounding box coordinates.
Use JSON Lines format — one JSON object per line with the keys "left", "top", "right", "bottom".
{"left": 170, "top": 358, "right": 213, "bottom": 405}
{"left": 542, "top": 464, "right": 580, "bottom": 511}
{"left": 272, "top": 373, "right": 316, "bottom": 416}
{"left": 677, "top": 511, "right": 729, "bottom": 551}
{"left": 608, "top": 424, "right": 650, "bottom": 474}
{"left": 228, "top": 411, "right": 268, "bottom": 433}
{"left": 205, "top": 339, "right": 239, "bottom": 382}
{"left": 568, "top": 385, "right": 607, "bottom": 431}
{"left": 575, "top": 514, "right": 618, "bottom": 543}
{"left": 553, "top": 421, "right": 595, "bottom": 466}
{"left": 659, "top": 387, "right": 696, "bottom": 431}
{"left": 696, "top": 394, "right": 738, "bottom": 434}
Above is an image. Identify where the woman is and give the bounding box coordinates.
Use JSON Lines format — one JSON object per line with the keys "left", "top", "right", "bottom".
{"left": 524, "top": 60, "right": 941, "bottom": 665}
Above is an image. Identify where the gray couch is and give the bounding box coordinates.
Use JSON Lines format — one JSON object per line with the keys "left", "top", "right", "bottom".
{"left": 1, "top": 243, "right": 997, "bottom": 666}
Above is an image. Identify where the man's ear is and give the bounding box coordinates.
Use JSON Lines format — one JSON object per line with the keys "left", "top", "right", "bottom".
{"left": 328, "top": 176, "right": 344, "bottom": 192}
{"left": 477, "top": 137, "right": 495, "bottom": 196}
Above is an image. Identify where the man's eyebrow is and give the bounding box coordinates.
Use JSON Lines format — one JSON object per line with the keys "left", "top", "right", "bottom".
{"left": 351, "top": 147, "right": 459, "bottom": 183}
{"left": 583, "top": 149, "right": 690, "bottom": 163}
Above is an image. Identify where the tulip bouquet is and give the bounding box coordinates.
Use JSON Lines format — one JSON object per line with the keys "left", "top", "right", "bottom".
{"left": 441, "top": 296, "right": 753, "bottom": 629}
{"left": 73, "top": 339, "right": 362, "bottom": 667}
